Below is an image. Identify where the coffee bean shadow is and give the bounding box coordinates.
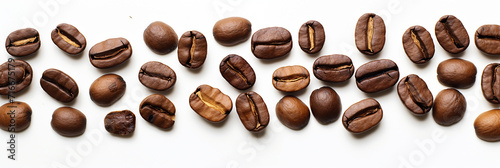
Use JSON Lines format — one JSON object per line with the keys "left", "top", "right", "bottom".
{"left": 362, "top": 86, "right": 395, "bottom": 98}
{"left": 350, "top": 123, "right": 380, "bottom": 139}
{"left": 443, "top": 50, "right": 466, "bottom": 58}
{"left": 109, "top": 132, "right": 134, "bottom": 138}
{"left": 61, "top": 50, "right": 85, "bottom": 60}
{"left": 145, "top": 122, "right": 175, "bottom": 132}
{"left": 363, "top": 49, "right": 383, "bottom": 59}
{"left": 487, "top": 102, "right": 500, "bottom": 108}
{"left": 2, "top": 85, "right": 34, "bottom": 101}
{"left": 185, "top": 65, "right": 204, "bottom": 74}
{"left": 411, "top": 112, "right": 429, "bottom": 121}
{"left": 278, "top": 88, "right": 309, "bottom": 97}
{"left": 257, "top": 54, "right": 290, "bottom": 65}
{"left": 200, "top": 115, "right": 229, "bottom": 128}
{"left": 14, "top": 50, "right": 40, "bottom": 60}
{"left": 61, "top": 96, "right": 79, "bottom": 106}
{"left": 479, "top": 51, "right": 500, "bottom": 61}
{"left": 414, "top": 61, "right": 431, "bottom": 69}
{"left": 306, "top": 51, "right": 322, "bottom": 58}
{"left": 251, "top": 129, "right": 267, "bottom": 138}
{"left": 320, "top": 78, "right": 352, "bottom": 88}
{"left": 146, "top": 84, "right": 176, "bottom": 96}
{"left": 96, "top": 59, "right": 132, "bottom": 73}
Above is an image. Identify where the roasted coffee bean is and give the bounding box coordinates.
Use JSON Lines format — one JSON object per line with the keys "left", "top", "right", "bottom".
{"left": 474, "top": 109, "right": 500, "bottom": 142}
{"left": 251, "top": 27, "right": 292, "bottom": 59}
{"left": 138, "top": 61, "right": 176, "bottom": 91}
{"left": 51, "top": 23, "right": 86, "bottom": 54}
{"left": 355, "top": 59, "right": 399, "bottom": 93}
{"left": 313, "top": 54, "right": 354, "bottom": 82}
{"left": 51, "top": 107, "right": 86, "bottom": 137}
{"left": 104, "top": 110, "right": 135, "bottom": 136}
{"left": 213, "top": 17, "right": 251, "bottom": 46}
{"left": 342, "top": 98, "right": 382, "bottom": 133}
{"left": 144, "top": 21, "right": 178, "bottom": 54}
{"left": 89, "top": 37, "right": 132, "bottom": 69}
{"left": 89, "top": 74, "right": 126, "bottom": 106}
{"left": 475, "top": 24, "right": 500, "bottom": 55}
{"left": 276, "top": 96, "right": 310, "bottom": 130}
{"left": 236, "top": 91, "right": 269, "bottom": 132}
{"left": 355, "top": 13, "right": 386, "bottom": 55}
{"left": 40, "top": 68, "right": 79, "bottom": 103}
{"left": 310, "top": 87, "right": 341, "bottom": 124}
{"left": 178, "top": 31, "right": 207, "bottom": 69}
{"left": 437, "top": 58, "right": 476, "bottom": 88}
{"left": 0, "top": 59, "right": 33, "bottom": 95}
{"left": 403, "top": 26, "right": 435, "bottom": 64}
{"left": 482, "top": 63, "right": 500, "bottom": 104}
{"left": 5, "top": 28, "right": 41, "bottom": 57}
{"left": 0, "top": 102, "right": 31, "bottom": 132}
{"left": 272, "top": 65, "right": 310, "bottom": 92}
{"left": 139, "top": 94, "right": 175, "bottom": 129}
{"left": 189, "top": 85, "right": 232, "bottom": 122}
{"left": 435, "top": 15, "right": 469, "bottom": 54}
{"left": 397, "top": 74, "right": 433, "bottom": 115}
{"left": 298, "top": 20, "right": 325, "bottom": 54}
{"left": 219, "top": 54, "right": 256, "bottom": 90}
{"left": 433, "top": 88, "right": 466, "bottom": 126}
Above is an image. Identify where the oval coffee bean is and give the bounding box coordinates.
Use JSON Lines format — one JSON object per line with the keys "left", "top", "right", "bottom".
{"left": 0, "top": 102, "right": 31, "bottom": 132}
{"left": 139, "top": 94, "right": 175, "bottom": 129}
{"left": 219, "top": 54, "right": 256, "bottom": 90}
{"left": 482, "top": 63, "right": 500, "bottom": 104}
{"left": 104, "top": 110, "right": 135, "bottom": 136}
{"left": 51, "top": 107, "right": 86, "bottom": 137}
{"left": 236, "top": 91, "right": 269, "bottom": 132}
{"left": 403, "top": 26, "right": 435, "bottom": 64}
{"left": 310, "top": 87, "right": 341, "bottom": 124}
{"left": 213, "top": 17, "right": 252, "bottom": 46}
{"left": 433, "top": 88, "right": 466, "bottom": 126}
{"left": 5, "top": 28, "right": 41, "bottom": 57}
{"left": 435, "top": 15, "right": 469, "bottom": 54}
{"left": 355, "top": 13, "right": 386, "bottom": 55}
{"left": 178, "top": 31, "right": 207, "bottom": 69}
{"left": 51, "top": 23, "right": 86, "bottom": 54}
{"left": 0, "top": 59, "right": 33, "bottom": 95}
{"left": 272, "top": 65, "right": 310, "bottom": 92}
{"left": 89, "top": 37, "right": 132, "bottom": 69}
{"left": 138, "top": 61, "right": 176, "bottom": 91}
{"left": 397, "top": 74, "right": 433, "bottom": 115}
{"left": 251, "top": 27, "right": 292, "bottom": 59}
{"left": 437, "top": 58, "right": 476, "bottom": 88}
{"left": 89, "top": 74, "right": 126, "bottom": 106}
{"left": 276, "top": 96, "right": 310, "bottom": 130}
{"left": 144, "top": 21, "right": 178, "bottom": 54}
{"left": 355, "top": 59, "right": 399, "bottom": 93}
{"left": 189, "top": 85, "right": 232, "bottom": 122}
{"left": 342, "top": 98, "right": 382, "bottom": 134}
{"left": 298, "top": 20, "right": 325, "bottom": 54}
{"left": 474, "top": 109, "right": 500, "bottom": 142}
{"left": 40, "top": 68, "right": 79, "bottom": 103}
{"left": 475, "top": 24, "right": 500, "bottom": 55}
{"left": 313, "top": 54, "right": 354, "bottom": 82}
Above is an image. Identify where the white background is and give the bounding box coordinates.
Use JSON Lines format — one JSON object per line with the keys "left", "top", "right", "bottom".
{"left": 1, "top": 0, "right": 500, "bottom": 167}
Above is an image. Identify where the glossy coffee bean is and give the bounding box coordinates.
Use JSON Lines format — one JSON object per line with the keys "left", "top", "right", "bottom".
{"left": 437, "top": 58, "right": 476, "bottom": 88}
{"left": 475, "top": 24, "right": 500, "bottom": 55}
{"left": 474, "top": 109, "right": 500, "bottom": 142}
{"left": 236, "top": 91, "right": 269, "bottom": 132}
{"left": 51, "top": 23, "right": 86, "bottom": 54}
{"left": 5, "top": 28, "right": 40, "bottom": 57}
{"left": 403, "top": 26, "right": 435, "bottom": 64}
{"left": 139, "top": 94, "right": 175, "bottom": 129}
{"left": 435, "top": 15, "right": 469, "bottom": 54}
{"left": 178, "top": 31, "right": 207, "bottom": 69}
{"left": 272, "top": 65, "right": 310, "bottom": 92}
{"left": 251, "top": 27, "right": 292, "bottom": 59}
{"left": 138, "top": 61, "right": 176, "bottom": 91}
{"left": 189, "top": 85, "right": 232, "bottom": 122}
{"left": 342, "top": 98, "right": 382, "bottom": 133}
{"left": 0, "top": 59, "right": 33, "bottom": 95}
{"left": 0, "top": 102, "right": 31, "bottom": 132}
{"left": 355, "top": 13, "right": 386, "bottom": 55}
{"left": 310, "top": 87, "right": 341, "bottom": 124}
{"left": 144, "top": 21, "right": 178, "bottom": 54}
{"left": 312, "top": 54, "right": 354, "bottom": 82}
{"left": 298, "top": 20, "right": 325, "bottom": 54}
{"left": 355, "top": 59, "right": 399, "bottom": 93}
{"left": 276, "top": 96, "right": 310, "bottom": 130}
{"left": 40, "top": 68, "right": 79, "bottom": 103}
{"left": 213, "top": 17, "right": 251, "bottom": 46}
{"left": 89, "top": 37, "right": 132, "bottom": 69}
{"left": 482, "top": 63, "right": 500, "bottom": 104}
{"left": 433, "top": 89, "right": 466, "bottom": 126}
{"left": 51, "top": 107, "right": 86, "bottom": 137}
{"left": 89, "top": 74, "right": 126, "bottom": 106}
{"left": 219, "top": 54, "right": 256, "bottom": 90}
{"left": 397, "top": 74, "right": 433, "bottom": 115}
{"left": 104, "top": 110, "right": 135, "bottom": 136}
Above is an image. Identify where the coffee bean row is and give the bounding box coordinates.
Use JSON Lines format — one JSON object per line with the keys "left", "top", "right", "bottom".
{"left": 1, "top": 14, "right": 500, "bottom": 142}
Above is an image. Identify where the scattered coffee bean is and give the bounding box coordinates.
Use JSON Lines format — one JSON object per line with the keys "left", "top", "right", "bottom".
{"left": 0, "top": 102, "right": 31, "bottom": 132}
{"left": 178, "top": 30, "right": 207, "bottom": 69}
{"left": 403, "top": 26, "right": 435, "bottom": 64}
{"left": 89, "top": 74, "right": 126, "bottom": 106}
{"left": 435, "top": 15, "right": 469, "bottom": 54}
{"left": 139, "top": 94, "right": 175, "bottom": 129}
{"left": 298, "top": 20, "right": 325, "bottom": 54}
{"left": 251, "top": 27, "right": 292, "bottom": 59}
{"left": 51, "top": 107, "right": 86, "bottom": 137}
{"left": 397, "top": 74, "right": 433, "bottom": 115}
{"left": 272, "top": 65, "right": 310, "bottom": 92}
{"left": 276, "top": 96, "right": 310, "bottom": 130}
{"left": 40, "top": 68, "right": 79, "bottom": 103}
{"left": 0, "top": 59, "right": 32, "bottom": 95}
{"left": 313, "top": 54, "right": 354, "bottom": 82}
{"left": 51, "top": 23, "right": 86, "bottom": 54}
{"left": 213, "top": 17, "right": 252, "bottom": 46}
{"left": 104, "top": 110, "right": 135, "bottom": 136}
{"left": 437, "top": 58, "right": 476, "bottom": 88}
{"left": 475, "top": 24, "right": 500, "bottom": 55}
{"left": 5, "top": 28, "right": 41, "bottom": 57}
{"left": 310, "top": 87, "right": 341, "bottom": 124}
{"left": 144, "top": 21, "right": 178, "bottom": 54}
{"left": 433, "top": 88, "right": 466, "bottom": 126}
{"left": 189, "top": 85, "right": 232, "bottom": 122}
{"left": 482, "top": 63, "right": 500, "bottom": 104}
{"left": 219, "top": 54, "right": 256, "bottom": 90}
{"left": 89, "top": 37, "right": 132, "bottom": 69}
{"left": 138, "top": 61, "right": 176, "bottom": 91}
{"left": 355, "top": 59, "right": 399, "bottom": 93}
{"left": 342, "top": 98, "right": 382, "bottom": 133}
{"left": 355, "top": 13, "right": 386, "bottom": 55}
{"left": 474, "top": 109, "right": 500, "bottom": 142}
{"left": 236, "top": 91, "right": 269, "bottom": 132}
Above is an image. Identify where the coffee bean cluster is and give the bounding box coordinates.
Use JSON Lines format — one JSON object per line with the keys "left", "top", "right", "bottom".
{"left": 1, "top": 14, "right": 500, "bottom": 142}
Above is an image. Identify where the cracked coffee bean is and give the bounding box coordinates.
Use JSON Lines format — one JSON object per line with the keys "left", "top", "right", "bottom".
{"left": 342, "top": 98, "right": 382, "bottom": 134}
{"left": 219, "top": 54, "right": 256, "bottom": 90}
{"left": 189, "top": 85, "right": 232, "bottom": 122}
{"left": 213, "top": 17, "right": 251, "bottom": 46}
{"left": 251, "top": 27, "right": 292, "bottom": 59}
{"left": 433, "top": 88, "right": 466, "bottom": 126}
{"left": 144, "top": 21, "right": 178, "bottom": 54}
{"left": 437, "top": 58, "right": 476, "bottom": 88}
{"left": 276, "top": 96, "right": 310, "bottom": 130}
{"left": 40, "top": 68, "right": 79, "bottom": 103}
{"left": 475, "top": 24, "right": 500, "bottom": 55}
{"left": 236, "top": 91, "right": 269, "bottom": 132}
{"left": 298, "top": 20, "right": 325, "bottom": 54}
{"left": 355, "top": 59, "right": 399, "bottom": 93}
{"left": 51, "top": 107, "right": 86, "bottom": 137}
{"left": 0, "top": 59, "right": 33, "bottom": 95}
{"left": 403, "top": 26, "right": 435, "bottom": 64}
{"left": 5, "top": 28, "right": 41, "bottom": 57}
{"left": 435, "top": 15, "right": 469, "bottom": 54}
{"left": 138, "top": 61, "right": 176, "bottom": 91}
{"left": 89, "top": 37, "right": 132, "bottom": 69}
{"left": 104, "top": 110, "right": 135, "bottom": 136}
{"left": 474, "top": 109, "right": 500, "bottom": 142}
{"left": 272, "top": 65, "right": 310, "bottom": 92}
{"left": 139, "top": 94, "right": 175, "bottom": 129}
{"left": 313, "top": 54, "right": 354, "bottom": 82}
{"left": 178, "top": 30, "right": 207, "bottom": 69}
{"left": 51, "top": 23, "right": 86, "bottom": 54}
{"left": 397, "top": 74, "right": 433, "bottom": 116}
{"left": 310, "top": 87, "right": 341, "bottom": 124}
{"left": 355, "top": 13, "right": 385, "bottom": 55}
{"left": 89, "top": 74, "right": 126, "bottom": 106}
{"left": 482, "top": 63, "right": 500, "bottom": 104}
{"left": 0, "top": 102, "right": 31, "bottom": 132}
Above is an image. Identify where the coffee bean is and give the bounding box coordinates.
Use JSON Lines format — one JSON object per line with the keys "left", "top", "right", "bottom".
{"left": 437, "top": 58, "right": 476, "bottom": 88}
{"left": 474, "top": 109, "right": 500, "bottom": 142}
{"left": 0, "top": 59, "right": 32, "bottom": 95}
{"left": 433, "top": 88, "right": 466, "bottom": 126}
{"left": 139, "top": 94, "right": 175, "bottom": 129}
{"left": 138, "top": 61, "right": 176, "bottom": 91}
{"left": 403, "top": 26, "right": 435, "bottom": 64}
{"left": 251, "top": 27, "right": 292, "bottom": 59}
{"left": 342, "top": 98, "right": 382, "bottom": 133}
{"left": 481, "top": 63, "right": 500, "bottom": 104}
{"left": 355, "top": 59, "right": 399, "bottom": 93}
{"left": 475, "top": 24, "right": 500, "bottom": 55}
{"left": 40, "top": 68, "right": 79, "bottom": 103}
{"left": 189, "top": 85, "right": 232, "bottom": 122}
{"left": 178, "top": 31, "right": 207, "bottom": 69}
{"left": 89, "top": 37, "right": 132, "bottom": 69}
{"left": 298, "top": 20, "right": 325, "bottom": 54}
{"left": 144, "top": 21, "right": 178, "bottom": 54}
{"left": 0, "top": 102, "right": 31, "bottom": 132}
{"left": 51, "top": 23, "right": 86, "bottom": 54}
{"left": 213, "top": 17, "right": 251, "bottom": 46}
{"left": 312, "top": 54, "right": 354, "bottom": 82}
{"left": 355, "top": 13, "right": 386, "bottom": 55}
{"left": 89, "top": 74, "right": 126, "bottom": 106}
{"left": 104, "top": 110, "right": 135, "bottom": 136}
{"left": 310, "top": 87, "right": 341, "bottom": 124}
{"left": 276, "top": 96, "right": 310, "bottom": 130}
{"left": 272, "top": 65, "right": 310, "bottom": 92}
{"left": 219, "top": 54, "right": 256, "bottom": 90}
{"left": 236, "top": 91, "right": 269, "bottom": 132}
{"left": 51, "top": 107, "right": 86, "bottom": 137}
{"left": 5, "top": 28, "right": 41, "bottom": 57}
{"left": 397, "top": 74, "right": 433, "bottom": 115}
{"left": 435, "top": 15, "right": 469, "bottom": 54}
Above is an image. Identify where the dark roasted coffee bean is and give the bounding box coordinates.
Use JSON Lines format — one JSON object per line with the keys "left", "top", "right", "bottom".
{"left": 5, "top": 28, "right": 41, "bottom": 57}
{"left": 298, "top": 20, "right": 325, "bottom": 54}
{"left": 251, "top": 27, "right": 292, "bottom": 59}
{"left": 313, "top": 54, "right": 354, "bottom": 82}
{"left": 138, "top": 61, "right": 176, "bottom": 91}
{"left": 189, "top": 85, "right": 232, "bottom": 122}
{"left": 139, "top": 94, "right": 175, "bottom": 129}
{"left": 435, "top": 15, "right": 469, "bottom": 54}
{"left": 433, "top": 88, "right": 466, "bottom": 126}
{"left": 178, "top": 31, "right": 207, "bottom": 69}
{"left": 272, "top": 65, "right": 310, "bottom": 92}
{"left": 104, "top": 110, "right": 135, "bottom": 136}
{"left": 51, "top": 23, "right": 86, "bottom": 54}
{"left": 276, "top": 96, "right": 310, "bottom": 130}
{"left": 355, "top": 59, "right": 399, "bottom": 93}
{"left": 89, "top": 74, "right": 126, "bottom": 106}
{"left": 403, "top": 26, "right": 435, "bottom": 64}
{"left": 482, "top": 63, "right": 500, "bottom": 104}
{"left": 0, "top": 59, "right": 33, "bottom": 95}
{"left": 236, "top": 91, "right": 269, "bottom": 132}
{"left": 144, "top": 21, "right": 178, "bottom": 54}
{"left": 475, "top": 24, "right": 500, "bottom": 55}
{"left": 342, "top": 98, "right": 382, "bottom": 133}
{"left": 219, "top": 54, "right": 256, "bottom": 90}
{"left": 0, "top": 102, "right": 31, "bottom": 132}
{"left": 40, "top": 68, "right": 79, "bottom": 103}
{"left": 437, "top": 58, "right": 476, "bottom": 88}
{"left": 355, "top": 13, "right": 386, "bottom": 55}
{"left": 89, "top": 37, "right": 132, "bottom": 69}
{"left": 310, "top": 87, "right": 341, "bottom": 124}
{"left": 397, "top": 74, "right": 433, "bottom": 115}
{"left": 51, "top": 107, "right": 86, "bottom": 137}
{"left": 474, "top": 109, "right": 500, "bottom": 142}
{"left": 213, "top": 17, "right": 251, "bottom": 46}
